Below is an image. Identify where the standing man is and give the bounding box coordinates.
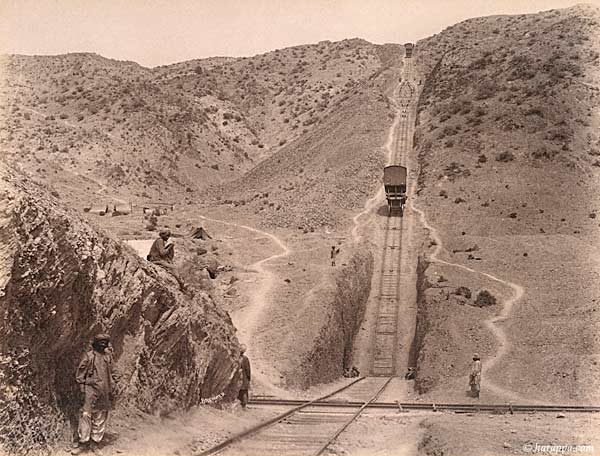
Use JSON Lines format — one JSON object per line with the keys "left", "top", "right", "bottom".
{"left": 238, "top": 345, "right": 251, "bottom": 409}
{"left": 72, "top": 334, "right": 117, "bottom": 454}
{"left": 330, "top": 245, "right": 340, "bottom": 267}
{"left": 469, "top": 353, "right": 482, "bottom": 398}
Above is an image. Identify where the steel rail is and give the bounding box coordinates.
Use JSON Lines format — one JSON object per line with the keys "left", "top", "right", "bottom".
{"left": 249, "top": 398, "right": 600, "bottom": 413}
{"left": 312, "top": 377, "right": 394, "bottom": 456}
{"left": 195, "top": 377, "right": 365, "bottom": 456}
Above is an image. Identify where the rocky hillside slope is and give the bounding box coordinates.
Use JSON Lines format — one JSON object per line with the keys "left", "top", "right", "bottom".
{"left": 0, "top": 39, "right": 390, "bottom": 209}
{"left": 207, "top": 44, "right": 403, "bottom": 230}
{"left": 412, "top": 4, "right": 600, "bottom": 401}
{"left": 0, "top": 163, "right": 242, "bottom": 454}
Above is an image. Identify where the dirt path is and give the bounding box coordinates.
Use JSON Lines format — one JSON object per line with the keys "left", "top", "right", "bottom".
{"left": 351, "top": 83, "right": 401, "bottom": 243}
{"left": 197, "top": 214, "right": 291, "bottom": 395}
{"left": 409, "top": 200, "right": 528, "bottom": 403}
{"left": 70, "top": 170, "right": 130, "bottom": 206}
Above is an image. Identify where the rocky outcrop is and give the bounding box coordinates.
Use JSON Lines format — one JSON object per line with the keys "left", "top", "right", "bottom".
{"left": 0, "top": 165, "right": 242, "bottom": 454}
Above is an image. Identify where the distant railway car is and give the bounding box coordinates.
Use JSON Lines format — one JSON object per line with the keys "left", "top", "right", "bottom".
{"left": 384, "top": 165, "right": 407, "bottom": 215}
{"left": 404, "top": 42, "right": 414, "bottom": 58}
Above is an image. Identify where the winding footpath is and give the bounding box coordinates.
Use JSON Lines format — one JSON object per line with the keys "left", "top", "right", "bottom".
{"left": 197, "top": 214, "right": 291, "bottom": 395}
{"left": 360, "top": 58, "right": 528, "bottom": 402}
{"left": 351, "top": 83, "right": 401, "bottom": 243}
{"left": 409, "top": 193, "right": 528, "bottom": 403}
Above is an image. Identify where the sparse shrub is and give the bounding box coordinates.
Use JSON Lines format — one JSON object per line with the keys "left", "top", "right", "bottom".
{"left": 454, "top": 286, "right": 472, "bottom": 299}
{"left": 474, "top": 107, "right": 486, "bottom": 117}
{"left": 474, "top": 290, "right": 497, "bottom": 307}
{"left": 475, "top": 81, "right": 496, "bottom": 100}
{"left": 495, "top": 151, "right": 514, "bottom": 162}
{"left": 477, "top": 154, "right": 487, "bottom": 163}
{"left": 530, "top": 146, "right": 558, "bottom": 160}
{"left": 524, "top": 106, "right": 544, "bottom": 117}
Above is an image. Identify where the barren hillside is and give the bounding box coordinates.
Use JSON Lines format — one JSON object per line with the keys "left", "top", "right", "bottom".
{"left": 412, "top": 4, "right": 600, "bottom": 403}
{"left": 0, "top": 39, "right": 392, "bottom": 210}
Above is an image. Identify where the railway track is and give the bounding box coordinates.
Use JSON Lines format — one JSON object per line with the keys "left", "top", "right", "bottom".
{"left": 197, "top": 377, "right": 394, "bottom": 456}
{"left": 195, "top": 47, "right": 600, "bottom": 456}
{"left": 371, "top": 55, "right": 418, "bottom": 377}
{"left": 197, "top": 51, "right": 424, "bottom": 456}
{"left": 197, "top": 378, "right": 600, "bottom": 456}
{"left": 250, "top": 398, "right": 600, "bottom": 414}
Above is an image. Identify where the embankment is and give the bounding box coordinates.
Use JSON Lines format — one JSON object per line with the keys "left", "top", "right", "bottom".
{"left": 0, "top": 165, "right": 242, "bottom": 454}
{"left": 412, "top": 255, "right": 499, "bottom": 397}
{"left": 283, "top": 243, "right": 374, "bottom": 388}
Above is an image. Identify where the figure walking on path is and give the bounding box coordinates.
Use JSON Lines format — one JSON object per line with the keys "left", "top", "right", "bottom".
{"left": 238, "top": 345, "right": 251, "bottom": 409}
{"left": 469, "top": 353, "right": 482, "bottom": 398}
{"left": 72, "top": 334, "right": 118, "bottom": 454}
{"left": 330, "top": 245, "right": 340, "bottom": 267}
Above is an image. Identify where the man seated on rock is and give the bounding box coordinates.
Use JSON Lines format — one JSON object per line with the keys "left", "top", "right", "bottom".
{"left": 148, "top": 229, "right": 175, "bottom": 264}
{"left": 147, "top": 230, "right": 186, "bottom": 291}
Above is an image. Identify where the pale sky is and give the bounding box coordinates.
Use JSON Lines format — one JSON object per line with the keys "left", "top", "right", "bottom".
{"left": 0, "top": 0, "right": 596, "bottom": 67}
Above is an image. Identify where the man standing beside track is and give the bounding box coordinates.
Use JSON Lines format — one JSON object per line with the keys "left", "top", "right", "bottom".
{"left": 238, "top": 345, "right": 251, "bottom": 409}
{"left": 469, "top": 353, "right": 482, "bottom": 398}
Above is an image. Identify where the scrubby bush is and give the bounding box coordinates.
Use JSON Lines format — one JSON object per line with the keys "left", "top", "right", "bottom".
{"left": 454, "top": 286, "right": 472, "bottom": 299}
{"left": 474, "top": 290, "right": 497, "bottom": 307}
{"left": 495, "top": 151, "right": 514, "bottom": 162}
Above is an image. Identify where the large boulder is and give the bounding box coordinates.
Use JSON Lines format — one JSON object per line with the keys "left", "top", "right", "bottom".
{"left": 0, "top": 165, "right": 242, "bottom": 454}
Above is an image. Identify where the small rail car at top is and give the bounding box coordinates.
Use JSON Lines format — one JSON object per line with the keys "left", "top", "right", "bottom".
{"left": 404, "top": 43, "right": 414, "bottom": 58}
{"left": 384, "top": 165, "right": 407, "bottom": 215}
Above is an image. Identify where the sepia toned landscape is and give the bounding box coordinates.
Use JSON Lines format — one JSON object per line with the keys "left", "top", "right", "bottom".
{"left": 1, "top": 3, "right": 599, "bottom": 456}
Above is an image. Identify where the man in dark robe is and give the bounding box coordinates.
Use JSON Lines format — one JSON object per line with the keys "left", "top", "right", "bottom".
{"left": 147, "top": 230, "right": 187, "bottom": 291}
{"left": 72, "top": 333, "right": 117, "bottom": 454}
{"left": 148, "top": 229, "right": 174, "bottom": 264}
{"left": 469, "top": 353, "right": 482, "bottom": 398}
{"left": 238, "top": 345, "right": 251, "bottom": 409}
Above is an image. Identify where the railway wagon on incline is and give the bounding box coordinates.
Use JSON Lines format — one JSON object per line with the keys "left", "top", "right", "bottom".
{"left": 384, "top": 165, "right": 407, "bottom": 215}
{"left": 404, "top": 43, "right": 414, "bottom": 58}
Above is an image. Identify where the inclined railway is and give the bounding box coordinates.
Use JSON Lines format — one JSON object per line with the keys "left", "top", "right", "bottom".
{"left": 372, "top": 46, "right": 417, "bottom": 377}
{"left": 199, "top": 45, "right": 421, "bottom": 456}
{"left": 195, "top": 44, "right": 599, "bottom": 456}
